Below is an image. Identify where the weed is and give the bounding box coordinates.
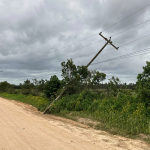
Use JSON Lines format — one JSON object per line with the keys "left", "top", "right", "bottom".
{"left": 1, "top": 90, "right": 149, "bottom": 137}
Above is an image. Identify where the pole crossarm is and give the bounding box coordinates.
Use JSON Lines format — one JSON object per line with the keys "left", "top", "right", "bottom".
{"left": 99, "top": 32, "right": 119, "bottom": 50}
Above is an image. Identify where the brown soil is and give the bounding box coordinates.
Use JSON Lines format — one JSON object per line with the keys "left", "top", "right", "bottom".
{"left": 0, "top": 97, "right": 149, "bottom": 150}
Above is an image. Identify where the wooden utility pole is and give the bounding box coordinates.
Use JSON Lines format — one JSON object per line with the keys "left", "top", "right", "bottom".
{"left": 43, "top": 33, "right": 119, "bottom": 114}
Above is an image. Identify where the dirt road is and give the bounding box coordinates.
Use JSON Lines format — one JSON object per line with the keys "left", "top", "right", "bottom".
{"left": 0, "top": 97, "right": 149, "bottom": 150}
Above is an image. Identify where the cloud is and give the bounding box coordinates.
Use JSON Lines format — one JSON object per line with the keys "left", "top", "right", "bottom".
{"left": 0, "top": 0, "right": 150, "bottom": 84}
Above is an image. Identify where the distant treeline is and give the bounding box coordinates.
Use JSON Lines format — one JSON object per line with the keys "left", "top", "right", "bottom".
{"left": 11, "top": 82, "right": 136, "bottom": 90}
{"left": 81, "top": 82, "right": 136, "bottom": 90}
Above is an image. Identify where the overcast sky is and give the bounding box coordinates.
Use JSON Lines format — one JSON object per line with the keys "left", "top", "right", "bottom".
{"left": 0, "top": 0, "right": 150, "bottom": 85}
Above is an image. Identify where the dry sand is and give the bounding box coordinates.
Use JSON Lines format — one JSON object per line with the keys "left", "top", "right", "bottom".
{"left": 0, "top": 97, "right": 149, "bottom": 150}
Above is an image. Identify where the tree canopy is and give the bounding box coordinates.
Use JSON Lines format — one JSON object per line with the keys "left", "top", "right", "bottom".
{"left": 136, "top": 61, "right": 150, "bottom": 107}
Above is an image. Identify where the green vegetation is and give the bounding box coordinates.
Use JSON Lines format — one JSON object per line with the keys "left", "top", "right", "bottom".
{"left": 136, "top": 61, "right": 150, "bottom": 107}
{"left": 0, "top": 59, "right": 150, "bottom": 138}
{"left": 44, "top": 75, "right": 61, "bottom": 99}
{"left": 48, "top": 90, "right": 149, "bottom": 135}
{"left": 61, "top": 58, "right": 91, "bottom": 95}
{"left": 0, "top": 93, "right": 50, "bottom": 112}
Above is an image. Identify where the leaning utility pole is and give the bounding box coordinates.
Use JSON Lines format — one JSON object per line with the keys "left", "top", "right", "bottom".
{"left": 43, "top": 32, "right": 119, "bottom": 114}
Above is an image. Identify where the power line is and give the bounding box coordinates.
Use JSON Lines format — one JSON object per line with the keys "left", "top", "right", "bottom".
{"left": 112, "top": 18, "right": 150, "bottom": 37}
{"left": 33, "top": 32, "right": 150, "bottom": 69}
{"left": 4, "top": 31, "right": 150, "bottom": 81}
{"left": 56, "top": 3, "right": 150, "bottom": 51}
{"left": 91, "top": 47, "right": 150, "bottom": 65}
{"left": 57, "top": 34, "right": 98, "bottom": 49}
{"left": 34, "top": 19, "right": 150, "bottom": 68}
{"left": 119, "top": 33, "right": 150, "bottom": 47}
{"left": 2, "top": 11, "right": 150, "bottom": 71}
{"left": 100, "top": 33, "right": 150, "bottom": 52}
{"left": 29, "top": 34, "right": 99, "bottom": 62}
{"left": 31, "top": 40, "right": 103, "bottom": 68}
{"left": 59, "top": 19, "right": 150, "bottom": 60}
{"left": 57, "top": 3, "right": 150, "bottom": 50}
{"left": 38, "top": 47, "right": 150, "bottom": 78}
{"left": 4, "top": 15, "right": 150, "bottom": 80}
{"left": 27, "top": 3, "right": 150, "bottom": 62}
{"left": 102, "top": 3, "right": 150, "bottom": 32}
{"left": 57, "top": 2, "right": 150, "bottom": 53}
{"left": 15, "top": 33, "right": 150, "bottom": 81}
{"left": 18, "top": 47, "right": 150, "bottom": 81}
{"left": 4, "top": 23, "right": 150, "bottom": 70}
{"left": 32, "top": 48, "right": 150, "bottom": 80}
{"left": 3, "top": 31, "right": 150, "bottom": 80}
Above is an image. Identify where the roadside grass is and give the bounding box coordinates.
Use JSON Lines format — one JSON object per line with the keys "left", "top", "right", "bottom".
{"left": 0, "top": 90, "right": 150, "bottom": 143}
{"left": 50, "top": 109, "right": 150, "bottom": 144}
{"left": 48, "top": 90, "right": 150, "bottom": 136}
{"left": 0, "top": 93, "right": 50, "bottom": 112}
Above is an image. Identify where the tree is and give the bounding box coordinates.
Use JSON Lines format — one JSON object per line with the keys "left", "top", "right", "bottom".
{"left": 61, "top": 59, "right": 90, "bottom": 95}
{"left": 91, "top": 71, "right": 106, "bottom": 85}
{"left": 21, "top": 79, "right": 34, "bottom": 95}
{"left": 136, "top": 61, "right": 150, "bottom": 107}
{"left": 108, "top": 76, "right": 121, "bottom": 97}
{"left": 61, "top": 58, "right": 77, "bottom": 83}
{"left": 22, "top": 79, "right": 34, "bottom": 89}
{"left": 61, "top": 58, "right": 78, "bottom": 95}
{"left": 0, "top": 81, "right": 12, "bottom": 92}
{"left": 44, "top": 75, "right": 61, "bottom": 99}
{"left": 77, "top": 65, "right": 90, "bottom": 83}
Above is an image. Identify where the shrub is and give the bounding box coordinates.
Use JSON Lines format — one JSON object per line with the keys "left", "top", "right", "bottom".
{"left": 136, "top": 61, "right": 150, "bottom": 107}
{"left": 44, "top": 75, "right": 61, "bottom": 98}
{"left": 48, "top": 89, "right": 150, "bottom": 135}
{"left": 0, "top": 81, "right": 13, "bottom": 93}
{"left": 108, "top": 76, "right": 121, "bottom": 97}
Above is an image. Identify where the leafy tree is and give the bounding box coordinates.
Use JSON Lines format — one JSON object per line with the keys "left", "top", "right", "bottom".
{"left": 61, "top": 59, "right": 78, "bottom": 95}
{"left": 77, "top": 65, "right": 90, "bottom": 83}
{"left": 60, "top": 79, "right": 66, "bottom": 88}
{"left": 136, "top": 61, "right": 150, "bottom": 107}
{"left": 44, "top": 75, "right": 61, "bottom": 99}
{"left": 21, "top": 79, "right": 34, "bottom": 95}
{"left": 61, "top": 59, "right": 77, "bottom": 83}
{"left": 0, "top": 81, "right": 12, "bottom": 92}
{"left": 91, "top": 71, "right": 106, "bottom": 85}
{"left": 22, "top": 79, "right": 34, "bottom": 89}
{"left": 61, "top": 59, "right": 90, "bottom": 95}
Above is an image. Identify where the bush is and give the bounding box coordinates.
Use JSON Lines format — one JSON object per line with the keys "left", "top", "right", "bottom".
{"left": 108, "top": 76, "right": 121, "bottom": 97}
{"left": 75, "top": 90, "right": 97, "bottom": 111}
{"left": 48, "top": 90, "right": 150, "bottom": 135}
{"left": 0, "top": 81, "right": 13, "bottom": 93}
{"left": 21, "top": 89, "right": 31, "bottom": 95}
{"left": 44, "top": 75, "right": 61, "bottom": 98}
{"left": 136, "top": 61, "right": 150, "bottom": 107}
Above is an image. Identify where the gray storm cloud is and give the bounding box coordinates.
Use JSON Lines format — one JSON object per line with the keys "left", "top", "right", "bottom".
{"left": 0, "top": 0, "right": 150, "bottom": 84}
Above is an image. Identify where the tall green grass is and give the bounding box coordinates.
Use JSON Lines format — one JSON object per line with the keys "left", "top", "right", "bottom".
{"left": 0, "top": 91, "right": 149, "bottom": 136}
{"left": 48, "top": 90, "right": 150, "bottom": 135}
{"left": 0, "top": 93, "right": 50, "bottom": 111}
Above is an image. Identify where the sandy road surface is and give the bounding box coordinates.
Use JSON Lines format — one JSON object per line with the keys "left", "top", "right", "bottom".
{"left": 0, "top": 97, "right": 149, "bottom": 150}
